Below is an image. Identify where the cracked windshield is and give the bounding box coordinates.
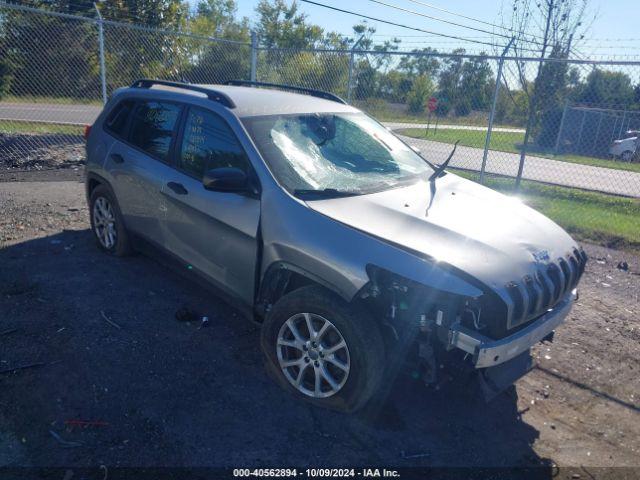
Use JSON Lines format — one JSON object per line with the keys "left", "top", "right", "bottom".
{"left": 244, "top": 113, "right": 433, "bottom": 194}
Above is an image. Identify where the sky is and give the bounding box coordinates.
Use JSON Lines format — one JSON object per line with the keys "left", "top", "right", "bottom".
{"left": 230, "top": 0, "right": 639, "bottom": 58}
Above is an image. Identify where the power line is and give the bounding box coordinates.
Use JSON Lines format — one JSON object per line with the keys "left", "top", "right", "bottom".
{"left": 403, "top": 0, "right": 507, "bottom": 30}
{"left": 300, "top": 0, "right": 501, "bottom": 48}
{"left": 301, "top": 0, "right": 548, "bottom": 53}
{"left": 373, "top": 34, "right": 640, "bottom": 44}
{"left": 367, "top": 0, "right": 521, "bottom": 43}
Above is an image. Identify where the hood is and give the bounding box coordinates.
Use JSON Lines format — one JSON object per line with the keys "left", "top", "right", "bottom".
{"left": 305, "top": 173, "right": 580, "bottom": 291}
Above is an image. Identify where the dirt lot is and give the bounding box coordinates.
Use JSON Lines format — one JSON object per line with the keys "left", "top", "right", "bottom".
{"left": 1, "top": 172, "right": 639, "bottom": 475}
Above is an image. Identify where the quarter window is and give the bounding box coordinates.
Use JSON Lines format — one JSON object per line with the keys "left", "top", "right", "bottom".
{"left": 104, "top": 99, "right": 135, "bottom": 138}
{"left": 129, "top": 101, "right": 181, "bottom": 161}
{"left": 179, "top": 107, "right": 250, "bottom": 178}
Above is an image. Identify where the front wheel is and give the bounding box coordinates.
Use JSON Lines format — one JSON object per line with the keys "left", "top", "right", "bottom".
{"left": 261, "top": 285, "right": 385, "bottom": 412}
{"left": 621, "top": 150, "right": 633, "bottom": 162}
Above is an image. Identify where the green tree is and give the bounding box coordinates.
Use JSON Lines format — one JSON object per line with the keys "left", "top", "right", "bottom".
{"left": 255, "top": 0, "right": 324, "bottom": 49}
{"left": 459, "top": 55, "right": 493, "bottom": 111}
{"left": 185, "top": 0, "right": 250, "bottom": 83}
{"left": 1, "top": 7, "right": 99, "bottom": 99}
{"left": 398, "top": 48, "right": 440, "bottom": 78}
{"left": 574, "top": 69, "right": 635, "bottom": 107}
{"left": 100, "top": 0, "right": 187, "bottom": 28}
{"left": 0, "top": 25, "right": 13, "bottom": 99}
{"left": 406, "top": 75, "right": 433, "bottom": 114}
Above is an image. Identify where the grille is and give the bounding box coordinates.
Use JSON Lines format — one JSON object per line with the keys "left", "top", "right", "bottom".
{"left": 505, "top": 248, "right": 587, "bottom": 329}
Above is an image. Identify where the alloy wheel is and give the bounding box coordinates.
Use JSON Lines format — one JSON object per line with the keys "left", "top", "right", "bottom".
{"left": 277, "top": 313, "right": 350, "bottom": 398}
{"left": 93, "top": 196, "right": 117, "bottom": 250}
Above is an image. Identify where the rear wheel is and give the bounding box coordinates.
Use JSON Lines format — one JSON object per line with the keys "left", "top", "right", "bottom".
{"left": 261, "top": 285, "right": 385, "bottom": 412}
{"left": 621, "top": 150, "right": 633, "bottom": 162}
{"left": 89, "top": 185, "right": 131, "bottom": 256}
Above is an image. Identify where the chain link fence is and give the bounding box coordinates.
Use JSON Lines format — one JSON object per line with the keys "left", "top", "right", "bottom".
{"left": 1, "top": 1, "right": 639, "bottom": 243}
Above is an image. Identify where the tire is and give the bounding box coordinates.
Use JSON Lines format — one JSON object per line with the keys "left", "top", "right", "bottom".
{"left": 621, "top": 150, "right": 633, "bottom": 162}
{"left": 261, "top": 285, "right": 385, "bottom": 413}
{"left": 89, "top": 184, "right": 132, "bottom": 256}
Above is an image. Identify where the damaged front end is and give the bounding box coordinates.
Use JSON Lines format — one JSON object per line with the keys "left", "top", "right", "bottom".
{"left": 359, "top": 263, "right": 581, "bottom": 401}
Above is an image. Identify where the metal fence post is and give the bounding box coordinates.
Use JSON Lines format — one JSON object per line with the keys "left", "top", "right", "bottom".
{"left": 553, "top": 100, "right": 569, "bottom": 154}
{"left": 94, "top": 3, "right": 107, "bottom": 105}
{"left": 480, "top": 37, "right": 514, "bottom": 184}
{"left": 93, "top": 3, "right": 107, "bottom": 104}
{"left": 250, "top": 31, "right": 258, "bottom": 82}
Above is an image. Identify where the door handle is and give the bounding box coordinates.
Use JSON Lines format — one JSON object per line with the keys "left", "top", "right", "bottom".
{"left": 110, "top": 153, "right": 124, "bottom": 164}
{"left": 167, "top": 181, "right": 188, "bottom": 195}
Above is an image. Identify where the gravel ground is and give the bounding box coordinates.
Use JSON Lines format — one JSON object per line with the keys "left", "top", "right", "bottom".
{"left": 0, "top": 133, "right": 84, "bottom": 183}
{"left": 1, "top": 179, "right": 639, "bottom": 474}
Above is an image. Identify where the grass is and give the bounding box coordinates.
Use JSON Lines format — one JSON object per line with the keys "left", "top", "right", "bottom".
{"left": 454, "top": 170, "right": 640, "bottom": 249}
{"left": 368, "top": 108, "right": 520, "bottom": 129}
{"left": 0, "top": 120, "right": 84, "bottom": 135}
{"left": 399, "top": 127, "right": 640, "bottom": 174}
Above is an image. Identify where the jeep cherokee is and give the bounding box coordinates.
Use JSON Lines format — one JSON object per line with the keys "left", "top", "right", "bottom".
{"left": 85, "top": 79, "right": 586, "bottom": 412}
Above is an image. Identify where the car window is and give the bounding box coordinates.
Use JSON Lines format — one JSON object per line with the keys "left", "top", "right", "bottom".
{"left": 128, "top": 100, "right": 181, "bottom": 161}
{"left": 179, "top": 107, "right": 250, "bottom": 179}
{"left": 104, "top": 99, "right": 135, "bottom": 138}
{"left": 242, "top": 112, "right": 432, "bottom": 194}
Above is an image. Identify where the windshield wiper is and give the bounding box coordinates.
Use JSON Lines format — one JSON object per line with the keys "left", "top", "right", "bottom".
{"left": 293, "top": 188, "right": 359, "bottom": 199}
{"left": 429, "top": 140, "right": 459, "bottom": 181}
{"left": 426, "top": 141, "right": 459, "bottom": 217}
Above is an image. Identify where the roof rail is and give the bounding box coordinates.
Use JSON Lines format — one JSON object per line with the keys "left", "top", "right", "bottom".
{"left": 130, "top": 79, "right": 236, "bottom": 108}
{"left": 225, "top": 80, "right": 347, "bottom": 105}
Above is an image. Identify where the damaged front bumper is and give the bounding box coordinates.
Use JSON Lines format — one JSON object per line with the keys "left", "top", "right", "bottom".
{"left": 449, "top": 289, "right": 577, "bottom": 369}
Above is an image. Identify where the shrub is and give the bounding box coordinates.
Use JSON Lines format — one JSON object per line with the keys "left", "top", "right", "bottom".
{"left": 406, "top": 75, "right": 433, "bottom": 114}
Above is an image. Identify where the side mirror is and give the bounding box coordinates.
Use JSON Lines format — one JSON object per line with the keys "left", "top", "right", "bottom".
{"left": 203, "top": 167, "right": 247, "bottom": 192}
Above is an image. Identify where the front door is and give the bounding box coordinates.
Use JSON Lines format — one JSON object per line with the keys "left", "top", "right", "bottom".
{"left": 161, "top": 106, "right": 260, "bottom": 305}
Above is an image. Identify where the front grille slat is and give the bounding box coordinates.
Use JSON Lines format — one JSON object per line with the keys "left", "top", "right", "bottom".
{"left": 537, "top": 269, "right": 555, "bottom": 310}
{"left": 558, "top": 258, "right": 571, "bottom": 295}
{"left": 504, "top": 249, "right": 586, "bottom": 331}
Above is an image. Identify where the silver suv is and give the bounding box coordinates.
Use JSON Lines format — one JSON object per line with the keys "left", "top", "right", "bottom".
{"left": 85, "top": 79, "right": 586, "bottom": 412}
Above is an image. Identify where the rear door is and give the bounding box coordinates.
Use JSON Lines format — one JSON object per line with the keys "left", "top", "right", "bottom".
{"left": 161, "top": 106, "right": 261, "bottom": 305}
{"left": 106, "top": 99, "right": 182, "bottom": 242}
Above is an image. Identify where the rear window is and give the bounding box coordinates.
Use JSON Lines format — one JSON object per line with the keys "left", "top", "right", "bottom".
{"left": 104, "top": 99, "right": 135, "bottom": 138}
{"left": 128, "top": 100, "right": 181, "bottom": 161}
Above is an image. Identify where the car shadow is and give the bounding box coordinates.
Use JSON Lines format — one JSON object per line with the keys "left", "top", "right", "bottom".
{"left": 0, "top": 229, "right": 551, "bottom": 470}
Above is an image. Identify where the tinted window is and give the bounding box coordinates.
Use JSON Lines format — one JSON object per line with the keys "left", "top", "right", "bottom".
{"left": 129, "top": 101, "right": 181, "bottom": 161}
{"left": 105, "top": 99, "right": 135, "bottom": 137}
{"left": 179, "top": 107, "right": 250, "bottom": 178}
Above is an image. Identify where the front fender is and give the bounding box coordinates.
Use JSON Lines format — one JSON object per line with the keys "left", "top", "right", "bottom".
{"left": 259, "top": 188, "right": 483, "bottom": 304}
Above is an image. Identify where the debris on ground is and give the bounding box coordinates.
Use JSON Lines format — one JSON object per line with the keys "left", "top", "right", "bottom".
{"left": 64, "top": 419, "right": 109, "bottom": 427}
{"left": 175, "top": 306, "right": 198, "bottom": 322}
{"left": 616, "top": 261, "right": 629, "bottom": 271}
{"left": 401, "top": 451, "right": 430, "bottom": 459}
{"left": 100, "top": 310, "right": 122, "bottom": 330}
{"left": 0, "top": 362, "right": 47, "bottom": 376}
{"left": 49, "top": 429, "right": 83, "bottom": 448}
